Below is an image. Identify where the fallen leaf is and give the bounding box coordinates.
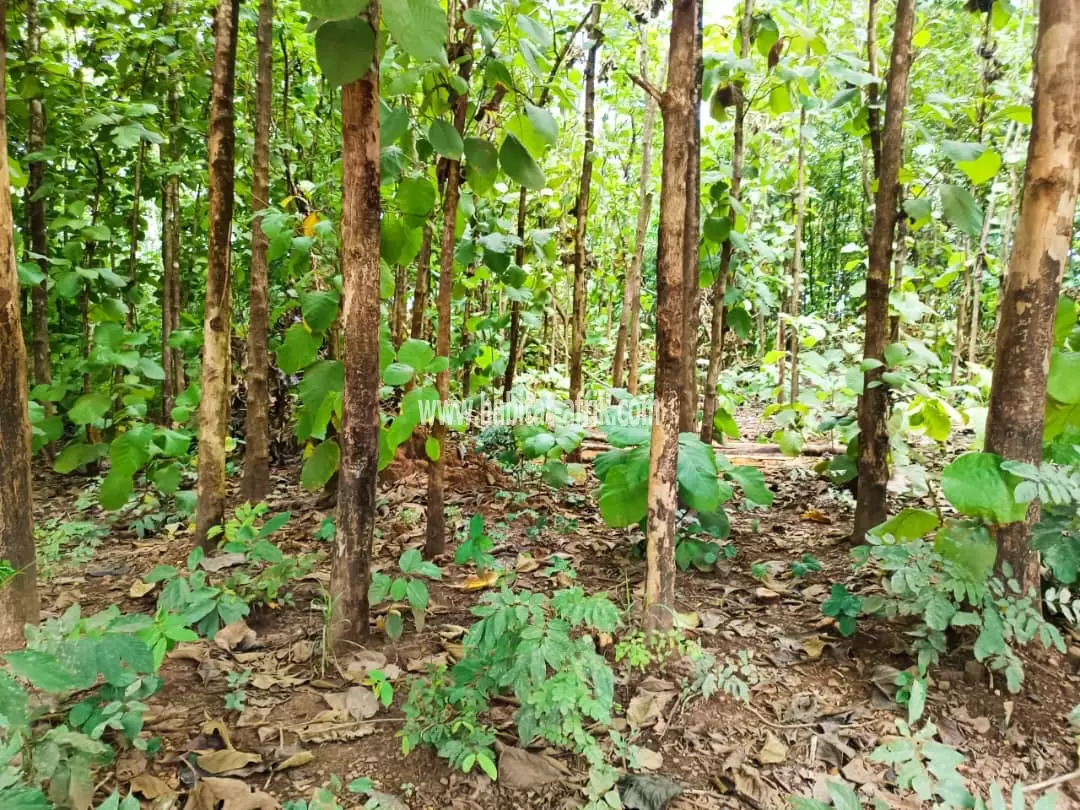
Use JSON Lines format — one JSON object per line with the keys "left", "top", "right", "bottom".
{"left": 196, "top": 748, "right": 262, "bottom": 775}
{"left": 290, "top": 640, "right": 313, "bottom": 664}
{"left": 627, "top": 690, "right": 675, "bottom": 730}
{"left": 801, "top": 636, "right": 826, "bottom": 659}
{"left": 462, "top": 570, "right": 499, "bottom": 591}
{"left": 618, "top": 774, "right": 683, "bottom": 810}
{"left": 168, "top": 643, "right": 207, "bottom": 664}
{"left": 130, "top": 774, "right": 173, "bottom": 799}
{"left": 201, "top": 553, "right": 247, "bottom": 573}
{"left": 515, "top": 553, "right": 541, "bottom": 573}
{"left": 183, "top": 777, "right": 278, "bottom": 810}
{"left": 754, "top": 587, "right": 781, "bottom": 601}
{"left": 116, "top": 748, "right": 147, "bottom": 781}
{"left": 674, "top": 611, "right": 700, "bottom": 629}
{"left": 801, "top": 509, "right": 833, "bottom": 524}
{"left": 214, "top": 621, "right": 258, "bottom": 653}
{"left": 275, "top": 750, "right": 314, "bottom": 771}
{"left": 756, "top": 732, "right": 788, "bottom": 764}
{"left": 323, "top": 686, "right": 378, "bottom": 721}
{"left": 129, "top": 580, "right": 156, "bottom": 598}
{"left": 841, "top": 757, "right": 876, "bottom": 785}
{"left": 634, "top": 747, "right": 663, "bottom": 771}
{"left": 497, "top": 746, "right": 569, "bottom": 791}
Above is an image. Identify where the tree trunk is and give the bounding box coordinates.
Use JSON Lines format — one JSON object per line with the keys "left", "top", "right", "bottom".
{"left": 127, "top": 140, "right": 146, "bottom": 327}
{"left": 866, "top": 0, "right": 882, "bottom": 177}
{"left": 853, "top": 0, "right": 916, "bottom": 543}
{"left": 679, "top": 8, "right": 703, "bottom": 433}
{"left": 503, "top": 188, "right": 526, "bottom": 400}
{"left": 425, "top": 6, "right": 475, "bottom": 559}
{"left": 789, "top": 106, "right": 807, "bottom": 405}
{"left": 0, "top": 0, "right": 40, "bottom": 650}
{"left": 644, "top": 0, "right": 697, "bottom": 630}
{"left": 951, "top": 256, "right": 970, "bottom": 384}
{"left": 391, "top": 263, "right": 407, "bottom": 348}
{"left": 26, "top": 0, "right": 51, "bottom": 397}
{"left": 409, "top": 223, "right": 433, "bottom": 339}
{"left": 985, "top": 0, "right": 1080, "bottom": 594}
{"left": 889, "top": 208, "right": 906, "bottom": 343}
{"left": 195, "top": 0, "right": 241, "bottom": 549}
{"left": 162, "top": 0, "right": 184, "bottom": 420}
{"left": 700, "top": 0, "right": 752, "bottom": 444}
{"left": 329, "top": 1, "right": 382, "bottom": 650}
{"left": 242, "top": 0, "right": 273, "bottom": 504}
{"left": 967, "top": 196, "right": 997, "bottom": 369}
{"left": 776, "top": 294, "right": 786, "bottom": 403}
{"left": 568, "top": 2, "right": 602, "bottom": 411}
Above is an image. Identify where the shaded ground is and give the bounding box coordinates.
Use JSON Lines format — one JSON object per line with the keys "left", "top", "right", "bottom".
{"left": 29, "top": 410, "right": 1080, "bottom": 809}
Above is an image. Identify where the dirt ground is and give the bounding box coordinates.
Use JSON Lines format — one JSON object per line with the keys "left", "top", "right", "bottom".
{"left": 29, "top": 411, "right": 1080, "bottom": 809}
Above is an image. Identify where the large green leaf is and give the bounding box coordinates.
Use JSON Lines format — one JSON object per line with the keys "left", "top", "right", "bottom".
{"left": 677, "top": 433, "right": 722, "bottom": 514}
{"left": 314, "top": 17, "right": 376, "bottom": 88}
{"left": 428, "top": 118, "right": 463, "bottom": 160}
{"left": 500, "top": 134, "right": 545, "bottom": 190}
{"left": 956, "top": 148, "right": 1001, "bottom": 186}
{"left": 727, "top": 465, "right": 773, "bottom": 507}
{"left": 100, "top": 470, "right": 134, "bottom": 510}
{"left": 301, "top": 290, "right": 341, "bottom": 332}
{"left": 1048, "top": 350, "right": 1080, "bottom": 404}
{"left": 276, "top": 323, "right": 322, "bottom": 374}
{"left": 301, "top": 0, "right": 370, "bottom": 19}
{"left": 68, "top": 392, "right": 111, "bottom": 425}
{"left": 383, "top": 0, "right": 447, "bottom": 62}
{"left": 870, "top": 508, "right": 940, "bottom": 543}
{"left": 397, "top": 338, "right": 435, "bottom": 372}
{"left": 397, "top": 176, "right": 436, "bottom": 216}
{"left": 598, "top": 463, "right": 648, "bottom": 528}
{"left": 938, "top": 184, "right": 984, "bottom": 238}
{"left": 524, "top": 102, "right": 558, "bottom": 146}
{"left": 941, "top": 452, "right": 1027, "bottom": 524}
{"left": 464, "top": 136, "right": 499, "bottom": 175}
{"left": 933, "top": 520, "right": 997, "bottom": 582}
{"left": 301, "top": 439, "right": 341, "bottom": 492}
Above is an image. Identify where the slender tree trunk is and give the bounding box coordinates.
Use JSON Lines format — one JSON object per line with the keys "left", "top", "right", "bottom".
{"left": 951, "top": 256, "right": 970, "bottom": 384}
{"left": 409, "top": 223, "right": 433, "bottom": 339}
{"left": 391, "top": 263, "right": 407, "bottom": 348}
{"left": 162, "top": 0, "right": 184, "bottom": 420}
{"left": 866, "top": 0, "right": 882, "bottom": 177}
{"left": 967, "top": 197, "right": 997, "bottom": 369}
{"left": 568, "top": 2, "right": 602, "bottom": 411}
{"left": 0, "top": 0, "right": 40, "bottom": 650}
{"left": 790, "top": 106, "right": 807, "bottom": 405}
{"left": 679, "top": 8, "right": 703, "bottom": 433}
{"left": 776, "top": 294, "right": 787, "bottom": 403}
{"left": 644, "top": 0, "right": 698, "bottom": 630}
{"left": 127, "top": 141, "right": 146, "bottom": 327}
{"left": 26, "top": 0, "right": 50, "bottom": 397}
{"left": 330, "top": 0, "right": 381, "bottom": 649}
{"left": 985, "top": 0, "right": 1080, "bottom": 594}
{"left": 853, "top": 0, "right": 916, "bottom": 543}
{"left": 701, "top": 0, "right": 752, "bottom": 443}
{"left": 503, "top": 189, "right": 526, "bottom": 400}
{"left": 195, "top": 0, "right": 241, "bottom": 549}
{"left": 242, "top": 0, "right": 273, "bottom": 504}
{"left": 425, "top": 6, "right": 475, "bottom": 559}
{"left": 889, "top": 209, "right": 906, "bottom": 343}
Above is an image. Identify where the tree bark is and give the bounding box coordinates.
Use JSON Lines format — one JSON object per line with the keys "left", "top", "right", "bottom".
{"left": 700, "top": 0, "right": 752, "bottom": 443}
{"left": 985, "top": 0, "right": 1080, "bottom": 594}
{"left": 162, "top": 0, "right": 184, "bottom": 420}
{"left": 568, "top": 2, "right": 602, "bottom": 412}
{"left": 425, "top": 5, "right": 475, "bottom": 559}
{"left": 853, "top": 0, "right": 916, "bottom": 543}
{"left": 889, "top": 208, "right": 906, "bottom": 343}
{"left": 195, "top": 0, "right": 241, "bottom": 548}
{"left": 645, "top": 0, "right": 698, "bottom": 630}
{"left": 866, "top": 0, "right": 882, "bottom": 178}
{"left": 391, "top": 262, "right": 408, "bottom": 348}
{"left": 789, "top": 106, "right": 807, "bottom": 405}
{"left": 329, "top": 0, "right": 382, "bottom": 649}
{"left": 26, "top": 0, "right": 51, "bottom": 397}
{"left": 0, "top": 0, "right": 40, "bottom": 650}
{"left": 409, "top": 223, "right": 433, "bottom": 340}
{"left": 242, "top": 0, "right": 274, "bottom": 504}
{"left": 679, "top": 8, "right": 703, "bottom": 433}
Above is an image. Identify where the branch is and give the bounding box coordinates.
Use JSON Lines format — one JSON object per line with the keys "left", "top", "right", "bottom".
{"left": 627, "top": 72, "right": 663, "bottom": 105}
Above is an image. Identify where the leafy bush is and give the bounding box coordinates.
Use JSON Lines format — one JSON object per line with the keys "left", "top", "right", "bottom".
{"left": 369, "top": 548, "right": 443, "bottom": 640}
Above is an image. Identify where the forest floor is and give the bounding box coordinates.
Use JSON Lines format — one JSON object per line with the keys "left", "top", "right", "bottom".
{"left": 29, "top": 410, "right": 1080, "bottom": 810}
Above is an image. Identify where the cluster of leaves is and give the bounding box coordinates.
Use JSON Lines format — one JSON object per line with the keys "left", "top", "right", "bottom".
{"left": 368, "top": 548, "right": 443, "bottom": 641}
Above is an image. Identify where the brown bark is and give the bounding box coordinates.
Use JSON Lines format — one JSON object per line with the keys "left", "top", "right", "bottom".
{"left": 0, "top": 0, "right": 40, "bottom": 650}
{"left": 645, "top": 0, "right": 698, "bottom": 630}
{"left": 866, "top": 0, "right": 882, "bottom": 178}
{"left": 162, "top": 0, "right": 184, "bottom": 420}
{"left": 329, "top": 1, "right": 382, "bottom": 649}
{"left": 889, "top": 209, "right": 906, "bottom": 343}
{"left": 195, "top": 0, "right": 241, "bottom": 548}
{"left": 679, "top": 7, "right": 703, "bottom": 433}
{"left": 700, "top": 0, "right": 752, "bottom": 443}
{"left": 776, "top": 294, "right": 787, "bottom": 403}
{"left": 127, "top": 141, "right": 146, "bottom": 326}
{"left": 425, "top": 5, "right": 475, "bottom": 559}
{"left": 568, "top": 2, "right": 602, "bottom": 411}
{"left": 985, "top": 0, "right": 1080, "bottom": 593}
{"left": 853, "top": 0, "right": 916, "bottom": 543}
{"left": 409, "top": 223, "right": 433, "bottom": 339}
{"left": 789, "top": 106, "right": 807, "bottom": 405}
{"left": 242, "top": 0, "right": 274, "bottom": 504}
{"left": 951, "top": 253, "right": 970, "bottom": 384}
{"left": 26, "top": 0, "right": 50, "bottom": 395}
{"left": 391, "top": 263, "right": 407, "bottom": 348}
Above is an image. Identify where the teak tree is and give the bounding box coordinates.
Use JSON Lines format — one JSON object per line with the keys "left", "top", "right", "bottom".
{"left": 195, "top": 0, "right": 241, "bottom": 549}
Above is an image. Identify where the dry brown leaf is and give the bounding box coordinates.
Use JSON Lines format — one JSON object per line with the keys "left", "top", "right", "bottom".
{"left": 275, "top": 750, "right": 314, "bottom": 771}
{"left": 634, "top": 747, "right": 664, "bottom": 771}
{"left": 196, "top": 748, "right": 263, "bottom": 775}
{"left": 130, "top": 774, "right": 174, "bottom": 800}
{"left": 801, "top": 636, "right": 826, "bottom": 658}
{"left": 754, "top": 587, "right": 781, "bottom": 601}
{"left": 497, "top": 746, "right": 569, "bottom": 791}
{"left": 514, "top": 553, "right": 541, "bottom": 573}
{"left": 129, "top": 579, "right": 156, "bottom": 598}
{"left": 626, "top": 690, "right": 675, "bottom": 730}
{"left": 801, "top": 509, "right": 833, "bottom": 524}
{"left": 168, "top": 643, "right": 207, "bottom": 664}
{"left": 756, "top": 732, "right": 788, "bottom": 764}
{"left": 115, "top": 748, "right": 147, "bottom": 781}
{"left": 323, "top": 686, "right": 378, "bottom": 721}
{"left": 462, "top": 570, "right": 499, "bottom": 591}
{"left": 201, "top": 553, "right": 246, "bottom": 573}
{"left": 214, "top": 621, "right": 258, "bottom": 652}
{"left": 674, "top": 611, "right": 700, "bottom": 629}
{"left": 183, "top": 777, "right": 278, "bottom": 810}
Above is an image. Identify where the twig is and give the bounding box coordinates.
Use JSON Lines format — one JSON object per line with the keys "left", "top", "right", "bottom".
{"left": 1022, "top": 769, "right": 1080, "bottom": 794}
{"left": 627, "top": 72, "right": 663, "bottom": 105}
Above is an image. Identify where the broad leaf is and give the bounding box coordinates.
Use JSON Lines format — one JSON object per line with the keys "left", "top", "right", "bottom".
{"left": 315, "top": 17, "right": 376, "bottom": 88}
{"left": 500, "top": 134, "right": 545, "bottom": 190}
{"left": 383, "top": 0, "right": 447, "bottom": 62}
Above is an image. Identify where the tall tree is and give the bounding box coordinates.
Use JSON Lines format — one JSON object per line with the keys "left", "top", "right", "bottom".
{"left": 409, "top": 224, "right": 433, "bottom": 340}
{"left": 161, "top": 0, "right": 184, "bottom": 420}
{"left": 195, "top": 0, "right": 242, "bottom": 548}
{"left": 612, "top": 28, "right": 656, "bottom": 397}
{"left": 425, "top": 5, "right": 476, "bottom": 559}
{"left": 701, "top": 0, "right": 752, "bottom": 444}
{"left": 984, "top": 0, "right": 1080, "bottom": 592}
{"left": 329, "top": 0, "right": 382, "bottom": 649}
{"left": 0, "top": 0, "right": 40, "bottom": 650}
{"left": 26, "top": 0, "right": 51, "bottom": 397}
{"left": 568, "top": 2, "right": 602, "bottom": 411}
{"left": 853, "top": 0, "right": 916, "bottom": 542}
{"left": 679, "top": 8, "right": 703, "bottom": 433}
{"left": 789, "top": 106, "right": 807, "bottom": 404}
{"left": 642, "top": 0, "right": 698, "bottom": 629}
{"left": 242, "top": 0, "right": 274, "bottom": 503}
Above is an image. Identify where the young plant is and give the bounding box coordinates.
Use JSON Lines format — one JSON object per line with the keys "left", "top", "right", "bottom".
{"left": 454, "top": 514, "right": 498, "bottom": 573}
{"left": 369, "top": 548, "right": 443, "bottom": 640}
{"left": 225, "top": 669, "right": 251, "bottom": 711}
{"left": 821, "top": 583, "right": 862, "bottom": 637}
{"left": 790, "top": 553, "right": 822, "bottom": 578}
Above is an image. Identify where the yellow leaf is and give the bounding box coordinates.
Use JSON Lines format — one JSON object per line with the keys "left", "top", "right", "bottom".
{"left": 463, "top": 570, "right": 499, "bottom": 591}
{"left": 129, "top": 579, "right": 156, "bottom": 598}
{"left": 302, "top": 212, "right": 319, "bottom": 237}
{"left": 801, "top": 509, "right": 833, "bottom": 524}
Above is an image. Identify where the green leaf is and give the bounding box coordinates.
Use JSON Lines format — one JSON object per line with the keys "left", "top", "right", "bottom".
{"left": 383, "top": 362, "right": 415, "bottom": 386}
{"left": 934, "top": 520, "right": 998, "bottom": 582}
{"left": 907, "top": 677, "right": 927, "bottom": 725}
{"left": 100, "top": 470, "right": 134, "bottom": 510}
{"left": 428, "top": 118, "right": 463, "bottom": 160}
{"left": 768, "top": 84, "right": 793, "bottom": 116}
{"left": 397, "top": 176, "right": 437, "bottom": 216}
{"left": 599, "top": 463, "right": 648, "bottom": 528}
{"left": 68, "top": 392, "right": 111, "bottom": 425}
{"left": 941, "top": 452, "right": 1028, "bottom": 524}
{"left": 425, "top": 435, "right": 441, "bottom": 461}
{"left": 276, "top": 323, "right": 322, "bottom": 374}
{"left": 500, "top": 134, "right": 545, "bottom": 190}
{"left": 315, "top": 17, "right": 376, "bottom": 88}
{"left": 826, "top": 781, "right": 861, "bottom": 810}
{"left": 301, "top": 290, "right": 341, "bottom": 332}
{"left": 383, "top": 0, "right": 447, "bottom": 62}
{"left": 384, "top": 611, "right": 404, "bottom": 640}
{"left": 464, "top": 136, "right": 499, "bottom": 175}
{"left": 903, "top": 197, "right": 932, "bottom": 225}
{"left": 677, "top": 433, "right": 726, "bottom": 514}
{"left": 301, "top": 0, "right": 370, "bottom": 20}
{"left": 301, "top": 439, "right": 341, "bottom": 492}
{"left": 727, "top": 465, "right": 773, "bottom": 507}
{"left": 524, "top": 102, "right": 558, "bottom": 146}
{"left": 939, "top": 184, "right": 984, "bottom": 238}
{"left": 151, "top": 462, "right": 183, "bottom": 494}
{"left": 1048, "top": 350, "right": 1080, "bottom": 404}
{"left": 957, "top": 148, "right": 1001, "bottom": 186}
{"left": 397, "top": 339, "right": 435, "bottom": 372}
{"left": 5, "top": 650, "right": 80, "bottom": 692}
{"left": 405, "top": 578, "right": 428, "bottom": 610}
{"left": 869, "top": 508, "right": 940, "bottom": 543}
